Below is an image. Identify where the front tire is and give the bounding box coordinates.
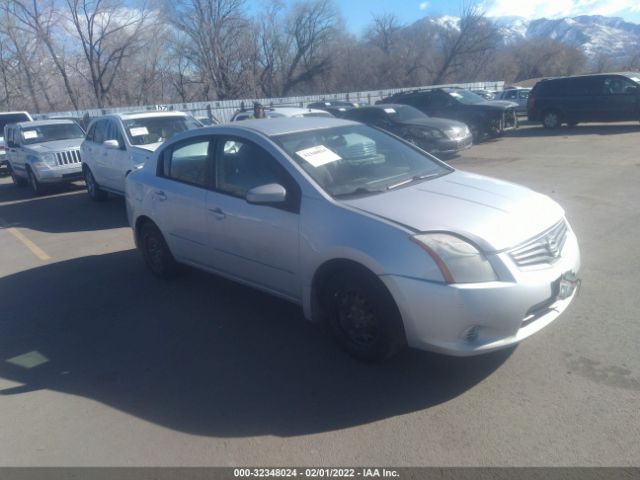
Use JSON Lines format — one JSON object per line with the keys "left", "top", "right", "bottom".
{"left": 139, "top": 222, "right": 179, "bottom": 279}
{"left": 322, "top": 269, "right": 406, "bottom": 362}
{"left": 27, "top": 167, "right": 45, "bottom": 196}
{"left": 83, "top": 165, "right": 108, "bottom": 201}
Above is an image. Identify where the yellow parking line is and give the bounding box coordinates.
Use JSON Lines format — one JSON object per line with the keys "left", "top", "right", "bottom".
{"left": 6, "top": 227, "right": 51, "bottom": 261}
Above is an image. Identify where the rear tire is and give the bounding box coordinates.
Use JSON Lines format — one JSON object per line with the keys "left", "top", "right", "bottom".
{"left": 542, "top": 110, "right": 561, "bottom": 129}
{"left": 139, "top": 222, "right": 179, "bottom": 279}
{"left": 321, "top": 269, "right": 406, "bottom": 362}
{"left": 83, "top": 165, "right": 108, "bottom": 201}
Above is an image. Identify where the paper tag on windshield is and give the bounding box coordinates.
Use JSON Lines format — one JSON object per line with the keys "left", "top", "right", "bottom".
{"left": 450, "top": 92, "right": 462, "bottom": 98}
{"left": 383, "top": 108, "right": 396, "bottom": 114}
{"left": 296, "top": 145, "right": 341, "bottom": 167}
{"left": 22, "top": 130, "right": 38, "bottom": 139}
{"left": 129, "top": 127, "right": 149, "bottom": 137}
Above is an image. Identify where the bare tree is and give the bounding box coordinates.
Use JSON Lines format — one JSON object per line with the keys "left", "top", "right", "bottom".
{"left": 169, "top": 0, "right": 255, "bottom": 100}
{"left": 7, "top": 0, "right": 80, "bottom": 109}
{"left": 430, "top": 5, "right": 501, "bottom": 85}
{"left": 65, "top": 0, "right": 152, "bottom": 107}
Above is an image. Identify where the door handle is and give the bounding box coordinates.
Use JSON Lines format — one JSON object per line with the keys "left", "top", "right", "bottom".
{"left": 154, "top": 190, "right": 167, "bottom": 201}
{"left": 208, "top": 207, "right": 226, "bottom": 219}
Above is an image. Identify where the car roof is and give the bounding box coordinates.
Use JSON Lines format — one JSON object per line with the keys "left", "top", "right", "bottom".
{"left": 221, "top": 117, "right": 358, "bottom": 136}
{"left": 0, "top": 111, "right": 31, "bottom": 117}
{"left": 109, "top": 111, "right": 190, "bottom": 120}
{"left": 14, "top": 119, "right": 76, "bottom": 128}
{"left": 269, "top": 107, "right": 330, "bottom": 115}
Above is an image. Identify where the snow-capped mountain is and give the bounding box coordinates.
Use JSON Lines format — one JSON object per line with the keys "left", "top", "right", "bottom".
{"left": 495, "top": 15, "right": 640, "bottom": 60}
{"left": 423, "top": 15, "right": 640, "bottom": 61}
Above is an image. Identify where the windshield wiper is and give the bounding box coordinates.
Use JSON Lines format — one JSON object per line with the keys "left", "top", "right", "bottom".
{"left": 387, "top": 172, "right": 441, "bottom": 190}
{"left": 333, "top": 187, "right": 385, "bottom": 198}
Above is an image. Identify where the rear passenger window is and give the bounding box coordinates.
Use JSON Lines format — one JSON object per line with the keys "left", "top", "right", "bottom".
{"left": 162, "top": 139, "right": 211, "bottom": 188}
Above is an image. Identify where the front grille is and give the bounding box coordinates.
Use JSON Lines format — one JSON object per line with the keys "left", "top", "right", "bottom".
{"left": 503, "top": 109, "right": 518, "bottom": 129}
{"left": 55, "top": 150, "right": 81, "bottom": 166}
{"left": 509, "top": 219, "right": 568, "bottom": 268}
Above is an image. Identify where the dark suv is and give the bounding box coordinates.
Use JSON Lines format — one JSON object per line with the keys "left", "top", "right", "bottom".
{"left": 528, "top": 72, "right": 640, "bottom": 129}
{"left": 378, "top": 87, "right": 518, "bottom": 141}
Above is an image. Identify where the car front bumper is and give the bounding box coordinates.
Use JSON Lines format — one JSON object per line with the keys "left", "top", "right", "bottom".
{"left": 33, "top": 164, "right": 83, "bottom": 183}
{"left": 431, "top": 134, "right": 473, "bottom": 155}
{"left": 381, "top": 229, "right": 581, "bottom": 356}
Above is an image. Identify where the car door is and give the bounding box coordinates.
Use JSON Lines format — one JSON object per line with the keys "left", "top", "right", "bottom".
{"left": 601, "top": 76, "right": 639, "bottom": 121}
{"left": 6, "top": 127, "right": 23, "bottom": 176}
{"left": 152, "top": 136, "right": 213, "bottom": 265}
{"left": 102, "top": 120, "right": 129, "bottom": 192}
{"left": 564, "top": 77, "right": 604, "bottom": 122}
{"left": 205, "top": 136, "right": 301, "bottom": 299}
{"left": 87, "top": 119, "right": 111, "bottom": 186}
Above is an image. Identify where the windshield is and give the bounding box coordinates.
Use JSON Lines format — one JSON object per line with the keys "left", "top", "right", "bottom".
{"left": 123, "top": 115, "right": 201, "bottom": 146}
{"left": 381, "top": 105, "right": 427, "bottom": 122}
{"left": 273, "top": 124, "right": 451, "bottom": 197}
{"left": 445, "top": 89, "right": 486, "bottom": 105}
{"left": 20, "top": 123, "right": 85, "bottom": 145}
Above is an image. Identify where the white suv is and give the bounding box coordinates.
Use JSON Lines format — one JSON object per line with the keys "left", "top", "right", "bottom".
{"left": 4, "top": 119, "right": 85, "bottom": 195}
{"left": 80, "top": 112, "right": 201, "bottom": 200}
{"left": 1, "top": 111, "right": 33, "bottom": 172}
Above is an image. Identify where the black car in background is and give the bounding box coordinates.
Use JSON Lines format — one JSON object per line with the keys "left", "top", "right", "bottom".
{"left": 307, "top": 100, "right": 360, "bottom": 117}
{"left": 528, "top": 72, "right": 640, "bottom": 129}
{"left": 378, "top": 87, "right": 518, "bottom": 141}
{"left": 342, "top": 104, "right": 473, "bottom": 156}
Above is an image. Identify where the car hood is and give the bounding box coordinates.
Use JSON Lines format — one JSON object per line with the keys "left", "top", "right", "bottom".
{"left": 23, "top": 139, "right": 84, "bottom": 152}
{"left": 467, "top": 100, "right": 518, "bottom": 112}
{"left": 133, "top": 142, "right": 162, "bottom": 153}
{"left": 340, "top": 170, "right": 564, "bottom": 252}
{"left": 396, "top": 117, "right": 468, "bottom": 130}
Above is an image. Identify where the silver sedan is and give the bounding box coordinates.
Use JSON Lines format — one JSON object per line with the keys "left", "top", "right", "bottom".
{"left": 125, "top": 117, "right": 580, "bottom": 361}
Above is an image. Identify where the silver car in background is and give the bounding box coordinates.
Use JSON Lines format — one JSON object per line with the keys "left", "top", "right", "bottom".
{"left": 125, "top": 118, "right": 580, "bottom": 361}
{"left": 4, "top": 119, "right": 85, "bottom": 195}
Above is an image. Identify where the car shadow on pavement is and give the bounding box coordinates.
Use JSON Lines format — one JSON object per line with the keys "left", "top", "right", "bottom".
{"left": 0, "top": 250, "right": 513, "bottom": 438}
{"left": 0, "top": 182, "right": 128, "bottom": 233}
{"left": 506, "top": 123, "right": 639, "bottom": 138}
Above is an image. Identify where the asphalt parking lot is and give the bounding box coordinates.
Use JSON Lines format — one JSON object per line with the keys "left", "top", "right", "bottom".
{"left": 0, "top": 122, "right": 639, "bottom": 466}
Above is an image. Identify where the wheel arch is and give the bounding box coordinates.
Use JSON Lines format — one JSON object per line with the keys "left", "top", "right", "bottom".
{"left": 309, "top": 258, "right": 398, "bottom": 324}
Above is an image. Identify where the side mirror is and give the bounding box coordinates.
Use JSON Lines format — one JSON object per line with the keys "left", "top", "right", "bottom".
{"left": 246, "top": 183, "right": 287, "bottom": 205}
{"left": 103, "top": 139, "right": 120, "bottom": 149}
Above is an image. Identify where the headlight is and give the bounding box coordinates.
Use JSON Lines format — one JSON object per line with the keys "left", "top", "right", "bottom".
{"left": 411, "top": 233, "right": 498, "bottom": 283}
{"left": 446, "top": 126, "right": 470, "bottom": 140}
{"left": 38, "top": 153, "right": 58, "bottom": 168}
{"left": 409, "top": 127, "right": 444, "bottom": 140}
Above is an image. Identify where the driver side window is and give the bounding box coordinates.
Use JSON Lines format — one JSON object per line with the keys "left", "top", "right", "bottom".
{"left": 214, "top": 138, "right": 287, "bottom": 198}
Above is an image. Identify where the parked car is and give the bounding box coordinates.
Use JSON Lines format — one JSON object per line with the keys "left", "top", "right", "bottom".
{"left": 495, "top": 88, "right": 530, "bottom": 115}
{"left": 341, "top": 104, "right": 472, "bottom": 157}
{"left": 4, "top": 119, "right": 85, "bottom": 195}
{"left": 196, "top": 116, "right": 219, "bottom": 126}
{"left": 378, "top": 87, "right": 518, "bottom": 141}
{"left": 125, "top": 117, "right": 580, "bottom": 361}
{"left": 81, "top": 111, "right": 202, "bottom": 200}
{"left": 307, "top": 100, "right": 361, "bottom": 116}
{"left": 471, "top": 89, "right": 496, "bottom": 100}
{"left": 1, "top": 111, "right": 33, "bottom": 173}
{"left": 231, "top": 106, "right": 333, "bottom": 122}
{"left": 528, "top": 72, "right": 640, "bottom": 129}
